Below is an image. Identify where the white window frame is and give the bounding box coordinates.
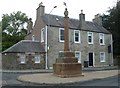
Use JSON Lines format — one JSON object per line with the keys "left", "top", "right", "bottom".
{"left": 87, "top": 32, "right": 93, "bottom": 44}
{"left": 74, "top": 30, "right": 80, "bottom": 43}
{"left": 41, "top": 28, "right": 45, "bottom": 43}
{"left": 59, "top": 28, "right": 64, "bottom": 42}
{"left": 75, "top": 51, "right": 81, "bottom": 63}
{"left": 100, "top": 52, "right": 105, "bottom": 62}
{"left": 20, "top": 53, "right": 26, "bottom": 64}
{"left": 34, "top": 54, "right": 40, "bottom": 63}
{"left": 99, "top": 33, "right": 105, "bottom": 45}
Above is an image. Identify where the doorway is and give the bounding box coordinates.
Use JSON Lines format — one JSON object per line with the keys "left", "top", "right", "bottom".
{"left": 89, "top": 52, "right": 94, "bottom": 66}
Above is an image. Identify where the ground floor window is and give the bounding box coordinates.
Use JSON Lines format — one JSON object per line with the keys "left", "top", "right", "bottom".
{"left": 34, "top": 54, "right": 40, "bottom": 63}
{"left": 100, "top": 52, "right": 105, "bottom": 62}
{"left": 20, "top": 53, "right": 26, "bottom": 64}
{"left": 75, "top": 51, "right": 81, "bottom": 63}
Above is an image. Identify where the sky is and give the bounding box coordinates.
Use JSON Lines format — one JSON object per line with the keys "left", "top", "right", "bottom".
{"left": 0, "top": 0, "right": 117, "bottom": 24}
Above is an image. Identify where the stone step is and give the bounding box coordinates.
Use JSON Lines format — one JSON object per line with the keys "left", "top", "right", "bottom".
{"left": 56, "top": 57, "right": 78, "bottom": 63}
{"left": 53, "top": 63, "right": 82, "bottom": 78}
{"left": 59, "top": 51, "right": 75, "bottom": 57}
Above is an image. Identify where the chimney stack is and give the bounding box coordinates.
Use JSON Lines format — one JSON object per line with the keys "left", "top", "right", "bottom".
{"left": 93, "top": 14, "right": 102, "bottom": 26}
{"left": 27, "top": 18, "right": 33, "bottom": 34}
{"left": 36, "top": 2, "right": 45, "bottom": 19}
{"left": 79, "top": 10, "right": 85, "bottom": 29}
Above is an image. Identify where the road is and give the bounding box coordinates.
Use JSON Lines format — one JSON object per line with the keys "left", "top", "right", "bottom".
{"left": 2, "top": 72, "right": 26, "bottom": 86}
{"left": 2, "top": 72, "right": 119, "bottom": 87}
{"left": 70, "top": 75, "right": 119, "bottom": 86}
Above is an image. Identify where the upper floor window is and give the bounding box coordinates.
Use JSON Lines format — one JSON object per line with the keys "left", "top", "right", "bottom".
{"left": 34, "top": 54, "right": 40, "bottom": 63}
{"left": 100, "top": 52, "right": 105, "bottom": 62}
{"left": 99, "top": 33, "right": 105, "bottom": 45}
{"left": 59, "top": 28, "right": 64, "bottom": 42}
{"left": 75, "top": 51, "right": 81, "bottom": 63}
{"left": 74, "top": 30, "right": 80, "bottom": 43}
{"left": 87, "top": 32, "right": 93, "bottom": 44}
{"left": 41, "top": 28, "right": 45, "bottom": 42}
{"left": 20, "top": 53, "right": 26, "bottom": 64}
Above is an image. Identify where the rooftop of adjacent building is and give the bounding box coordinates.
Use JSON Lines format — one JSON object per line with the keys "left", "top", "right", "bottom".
{"left": 2, "top": 40, "right": 45, "bottom": 53}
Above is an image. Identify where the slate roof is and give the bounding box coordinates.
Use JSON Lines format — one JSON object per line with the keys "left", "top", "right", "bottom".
{"left": 42, "top": 14, "right": 110, "bottom": 34}
{"left": 2, "top": 40, "right": 45, "bottom": 53}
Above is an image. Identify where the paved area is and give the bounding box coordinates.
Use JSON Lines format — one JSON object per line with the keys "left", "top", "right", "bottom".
{"left": 17, "top": 70, "right": 118, "bottom": 85}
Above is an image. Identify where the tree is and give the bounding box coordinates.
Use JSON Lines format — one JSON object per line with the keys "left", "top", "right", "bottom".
{"left": 2, "top": 11, "right": 29, "bottom": 51}
{"left": 102, "top": 2, "right": 120, "bottom": 56}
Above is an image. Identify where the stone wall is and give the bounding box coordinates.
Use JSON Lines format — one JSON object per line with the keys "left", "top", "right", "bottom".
{"left": 2, "top": 53, "right": 45, "bottom": 70}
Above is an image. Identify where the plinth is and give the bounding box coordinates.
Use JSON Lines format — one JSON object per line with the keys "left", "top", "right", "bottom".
{"left": 53, "top": 51, "right": 82, "bottom": 78}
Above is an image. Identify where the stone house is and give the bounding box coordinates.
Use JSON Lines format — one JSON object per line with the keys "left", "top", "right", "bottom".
{"left": 25, "top": 4, "right": 113, "bottom": 69}
{"left": 2, "top": 40, "right": 45, "bottom": 70}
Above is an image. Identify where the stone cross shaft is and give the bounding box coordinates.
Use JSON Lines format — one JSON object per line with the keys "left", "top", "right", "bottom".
{"left": 64, "top": 8, "right": 69, "bottom": 51}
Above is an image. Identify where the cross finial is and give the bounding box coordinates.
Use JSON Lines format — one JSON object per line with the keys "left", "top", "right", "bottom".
{"left": 64, "top": 8, "right": 68, "bottom": 17}
{"left": 81, "top": 10, "right": 83, "bottom": 13}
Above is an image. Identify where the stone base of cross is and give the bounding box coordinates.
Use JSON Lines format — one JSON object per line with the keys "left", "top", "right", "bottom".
{"left": 53, "top": 51, "right": 83, "bottom": 78}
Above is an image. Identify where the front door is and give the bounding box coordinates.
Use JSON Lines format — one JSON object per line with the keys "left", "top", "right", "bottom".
{"left": 89, "top": 52, "right": 93, "bottom": 66}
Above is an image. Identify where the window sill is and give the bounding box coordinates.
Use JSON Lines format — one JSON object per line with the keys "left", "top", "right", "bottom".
{"left": 20, "top": 63, "right": 26, "bottom": 64}
{"left": 100, "top": 61, "right": 105, "bottom": 63}
{"left": 35, "top": 62, "right": 40, "bottom": 64}
{"left": 100, "top": 44, "right": 105, "bottom": 45}
{"left": 88, "top": 43, "right": 94, "bottom": 45}
{"left": 74, "top": 42, "right": 80, "bottom": 44}
{"left": 41, "top": 41, "right": 45, "bottom": 43}
{"left": 78, "top": 61, "right": 81, "bottom": 63}
{"left": 59, "top": 40, "right": 64, "bottom": 43}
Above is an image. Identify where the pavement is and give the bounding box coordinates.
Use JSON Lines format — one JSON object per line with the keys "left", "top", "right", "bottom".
{"left": 17, "top": 69, "right": 118, "bottom": 85}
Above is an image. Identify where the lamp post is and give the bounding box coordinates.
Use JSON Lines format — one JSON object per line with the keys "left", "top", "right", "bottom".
{"left": 48, "top": 6, "right": 57, "bottom": 28}
{"left": 49, "top": 6, "right": 57, "bottom": 14}
{"left": 45, "top": 6, "right": 57, "bottom": 69}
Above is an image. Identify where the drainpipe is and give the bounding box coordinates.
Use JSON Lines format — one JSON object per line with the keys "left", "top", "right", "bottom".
{"left": 111, "top": 34, "right": 114, "bottom": 66}
{"left": 45, "top": 26, "right": 48, "bottom": 69}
